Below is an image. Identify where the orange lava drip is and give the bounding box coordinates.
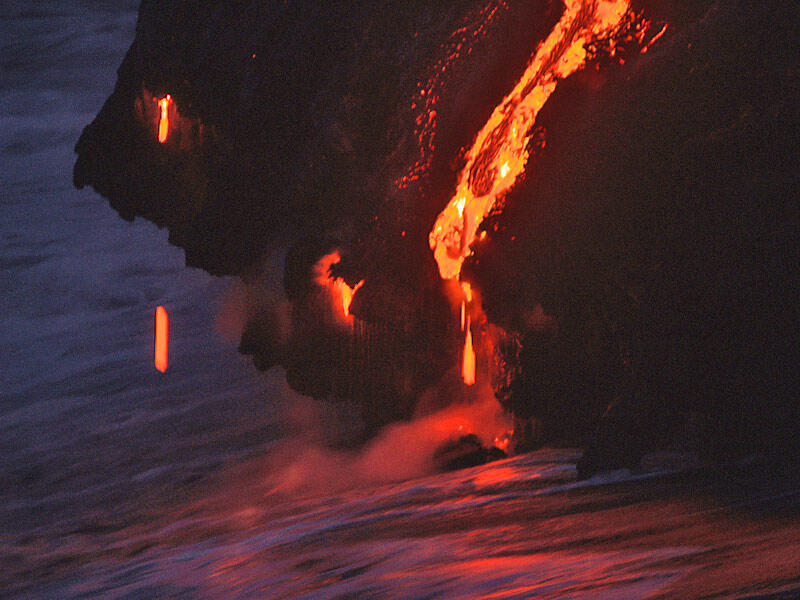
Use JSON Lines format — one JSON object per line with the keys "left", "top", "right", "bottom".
{"left": 337, "top": 279, "right": 364, "bottom": 317}
{"left": 429, "top": 0, "right": 630, "bottom": 281}
{"left": 461, "top": 282, "right": 476, "bottom": 385}
{"left": 157, "top": 95, "right": 171, "bottom": 143}
{"left": 154, "top": 305, "right": 169, "bottom": 372}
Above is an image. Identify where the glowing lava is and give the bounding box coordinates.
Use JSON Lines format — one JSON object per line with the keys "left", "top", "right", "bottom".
{"left": 337, "top": 278, "right": 364, "bottom": 317}
{"left": 314, "top": 252, "right": 364, "bottom": 320}
{"left": 461, "top": 282, "right": 476, "bottom": 385}
{"left": 157, "top": 95, "right": 171, "bottom": 143}
{"left": 154, "top": 305, "right": 169, "bottom": 372}
{"left": 429, "top": 0, "right": 631, "bottom": 281}
{"left": 462, "top": 327, "right": 476, "bottom": 386}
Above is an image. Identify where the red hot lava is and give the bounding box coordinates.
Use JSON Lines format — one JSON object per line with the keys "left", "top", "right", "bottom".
{"left": 154, "top": 305, "right": 169, "bottom": 372}
{"left": 314, "top": 252, "right": 364, "bottom": 323}
{"left": 157, "top": 95, "right": 171, "bottom": 143}
{"left": 423, "top": 0, "right": 671, "bottom": 385}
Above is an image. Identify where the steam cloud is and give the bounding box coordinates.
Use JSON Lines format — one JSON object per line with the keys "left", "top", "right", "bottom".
{"left": 263, "top": 383, "right": 512, "bottom": 497}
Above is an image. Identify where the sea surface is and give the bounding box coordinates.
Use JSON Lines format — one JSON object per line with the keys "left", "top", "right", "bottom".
{"left": 2, "top": 2, "right": 800, "bottom": 599}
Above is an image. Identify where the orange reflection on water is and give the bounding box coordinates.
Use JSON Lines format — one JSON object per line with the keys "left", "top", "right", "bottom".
{"left": 154, "top": 305, "right": 169, "bottom": 372}
{"left": 429, "top": 0, "right": 631, "bottom": 281}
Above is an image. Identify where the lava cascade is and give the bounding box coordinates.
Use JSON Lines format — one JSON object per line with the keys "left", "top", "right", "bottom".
{"left": 154, "top": 305, "right": 169, "bottom": 372}
{"left": 429, "top": 0, "right": 630, "bottom": 281}
{"left": 428, "top": 0, "right": 631, "bottom": 385}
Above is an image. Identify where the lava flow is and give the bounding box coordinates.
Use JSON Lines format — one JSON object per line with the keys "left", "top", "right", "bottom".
{"left": 462, "top": 327, "right": 476, "bottom": 386}
{"left": 461, "top": 282, "right": 476, "bottom": 385}
{"left": 314, "top": 252, "right": 364, "bottom": 321}
{"left": 157, "top": 95, "right": 171, "bottom": 143}
{"left": 429, "top": 0, "right": 630, "bottom": 281}
{"left": 428, "top": 0, "right": 630, "bottom": 385}
{"left": 154, "top": 305, "right": 169, "bottom": 372}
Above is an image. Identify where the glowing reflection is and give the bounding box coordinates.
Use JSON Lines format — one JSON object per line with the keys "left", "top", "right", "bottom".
{"left": 154, "top": 305, "right": 169, "bottom": 372}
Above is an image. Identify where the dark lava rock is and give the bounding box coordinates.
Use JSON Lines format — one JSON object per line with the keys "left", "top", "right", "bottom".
{"left": 434, "top": 434, "right": 507, "bottom": 472}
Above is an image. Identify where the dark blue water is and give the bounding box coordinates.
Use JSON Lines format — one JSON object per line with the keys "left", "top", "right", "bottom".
{"left": 2, "top": 3, "right": 799, "bottom": 598}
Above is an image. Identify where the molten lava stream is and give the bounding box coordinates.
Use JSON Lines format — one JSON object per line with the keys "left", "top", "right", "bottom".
{"left": 337, "top": 278, "right": 364, "bottom": 318}
{"left": 314, "top": 252, "right": 364, "bottom": 323}
{"left": 462, "top": 325, "right": 476, "bottom": 386}
{"left": 461, "top": 282, "right": 476, "bottom": 385}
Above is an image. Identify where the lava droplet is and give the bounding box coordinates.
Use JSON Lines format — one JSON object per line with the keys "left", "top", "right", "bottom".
{"left": 154, "top": 305, "right": 169, "bottom": 373}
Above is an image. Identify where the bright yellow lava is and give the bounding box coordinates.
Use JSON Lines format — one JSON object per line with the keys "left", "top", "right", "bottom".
{"left": 429, "top": 0, "right": 630, "bottom": 281}
{"left": 154, "top": 305, "right": 169, "bottom": 372}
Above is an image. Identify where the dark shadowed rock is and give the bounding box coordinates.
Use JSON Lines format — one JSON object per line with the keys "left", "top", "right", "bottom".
{"left": 434, "top": 434, "right": 507, "bottom": 472}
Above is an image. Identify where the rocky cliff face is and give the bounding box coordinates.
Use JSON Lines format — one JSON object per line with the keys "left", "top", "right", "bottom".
{"left": 74, "top": 0, "right": 543, "bottom": 428}
{"left": 76, "top": 0, "right": 800, "bottom": 468}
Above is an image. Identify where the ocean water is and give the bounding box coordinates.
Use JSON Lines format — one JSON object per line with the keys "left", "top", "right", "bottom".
{"left": 2, "top": 2, "right": 800, "bottom": 599}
